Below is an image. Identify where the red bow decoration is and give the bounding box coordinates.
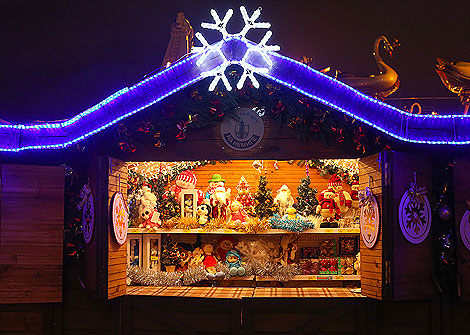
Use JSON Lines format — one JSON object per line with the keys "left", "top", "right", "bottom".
{"left": 271, "top": 101, "right": 285, "bottom": 118}
{"left": 353, "top": 127, "right": 366, "bottom": 143}
{"left": 332, "top": 127, "right": 344, "bottom": 143}
{"left": 210, "top": 100, "right": 223, "bottom": 117}
{"left": 176, "top": 120, "right": 190, "bottom": 140}
{"left": 119, "top": 142, "right": 136, "bottom": 153}
{"left": 137, "top": 121, "right": 152, "bottom": 133}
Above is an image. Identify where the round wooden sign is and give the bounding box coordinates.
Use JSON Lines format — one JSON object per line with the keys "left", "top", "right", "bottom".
{"left": 360, "top": 194, "right": 380, "bottom": 248}
{"left": 220, "top": 108, "right": 264, "bottom": 151}
{"left": 398, "top": 190, "right": 431, "bottom": 244}
{"left": 112, "top": 192, "right": 128, "bottom": 245}
{"left": 460, "top": 210, "right": 470, "bottom": 251}
{"left": 82, "top": 191, "right": 95, "bottom": 244}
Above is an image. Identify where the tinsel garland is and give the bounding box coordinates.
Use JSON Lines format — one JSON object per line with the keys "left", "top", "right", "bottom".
{"left": 127, "top": 264, "right": 208, "bottom": 286}
{"left": 269, "top": 214, "right": 317, "bottom": 232}
{"left": 244, "top": 260, "right": 300, "bottom": 282}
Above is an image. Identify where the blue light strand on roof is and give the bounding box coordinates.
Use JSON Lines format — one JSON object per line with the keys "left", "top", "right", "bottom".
{"left": 1, "top": 35, "right": 470, "bottom": 151}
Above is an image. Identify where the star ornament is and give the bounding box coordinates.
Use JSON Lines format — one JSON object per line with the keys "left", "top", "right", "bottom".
{"left": 192, "top": 6, "right": 280, "bottom": 91}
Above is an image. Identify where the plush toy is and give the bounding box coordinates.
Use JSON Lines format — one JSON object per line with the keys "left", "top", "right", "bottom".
{"left": 189, "top": 247, "right": 204, "bottom": 267}
{"left": 275, "top": 235, "right": 298, "bottom": 266}
{"left": 225, "top": 250, "right": 246, "bottom": 276}
{"left": 210, "top": 186, "right": 231, "bottom": 220}
{"left": 354, "top": 252, "right": 361, "bottom": 275}
{"left": 138, "top": 186, "right": 161, "bottom": 228}
{"left": 204, "top": 174, "right": 227, "bottom": 202}
{"left": 196, "top": 203, "right": 211, "bottom": 225}
{"left": 282, "top": 207, "right": 304, "bottom": 220}
{"left": 229, "top": 200, "right": 248, "bottom": 224}
{"left": 274, "top": 184, "right": 294, "bottom": 217}
{"left": 329, "top": 174, "right": 352, "bottom": 215}
{"left": 201, "top": 243, "right": 225, "bottom": 279}
{"left": 216, "top": 236, "right": 236, "bottom": 261}
{"left": 177, "top": 246, "right": 192, "bottom": 271}
{"left": 316, "top": 187, "right": 340, "bottom": 228}
{"left": 169, "top": 170, "right": 204, "bottom": 204}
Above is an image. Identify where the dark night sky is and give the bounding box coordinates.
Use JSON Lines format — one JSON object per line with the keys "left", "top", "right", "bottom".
{"left": 1, "top": 0, "right": 469, "bottom": 123}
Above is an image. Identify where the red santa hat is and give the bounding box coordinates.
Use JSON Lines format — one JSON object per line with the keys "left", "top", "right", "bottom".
{"left": 177, "top": 170, "right": 197, "bottom": 186}
{"left": 328, "top": 174, "right": 342, "bottom": 187}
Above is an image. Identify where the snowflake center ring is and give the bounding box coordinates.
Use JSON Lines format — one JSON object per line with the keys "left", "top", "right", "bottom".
{"left": 192, "top": 6, "right": 280, "bottom": 91}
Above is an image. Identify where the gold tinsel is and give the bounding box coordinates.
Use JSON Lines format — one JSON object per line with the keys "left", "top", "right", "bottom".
{"left": 160, "top": 217, "right": 179, "bottom": 230}
{"left": 175, "top": 216, "right": 200, "bottom": 230}
{"left": 205, "top": 217, "right": 226, "bottom": 231}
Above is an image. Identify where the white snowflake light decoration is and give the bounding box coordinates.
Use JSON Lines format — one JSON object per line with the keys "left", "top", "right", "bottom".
{"left": 192, "top": 6, "right": 280, "bottom": 91}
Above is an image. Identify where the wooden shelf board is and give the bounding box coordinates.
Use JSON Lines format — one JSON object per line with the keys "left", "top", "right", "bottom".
{"left": 256, "top": 275, "right": 361, "bottom": 281}
{"left": 128, "top": 228, "right": 360, "bottom": 234}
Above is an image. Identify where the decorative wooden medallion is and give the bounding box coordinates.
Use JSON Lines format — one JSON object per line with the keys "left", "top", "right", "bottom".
{"left": 460, "top": 210, "right": 470, "bottom": 251}
{"left": 112, "top": 192, "right": 128, "bottom": 245}
{"left": 220, "top": 108, "right": 264, "bottom": 151}
{"left": 82, "top": 191, "right": 95, "bottom": 244}
{"left": 398, "top": 190, "right": 431, "bottom": 244}
{"left": 360, "top": 193, "right": 380, "bottom": 248}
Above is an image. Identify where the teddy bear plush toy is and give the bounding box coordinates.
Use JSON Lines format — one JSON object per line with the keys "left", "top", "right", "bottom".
{"left": 225, "top": 250, "right": 246, "bottom": 276}
{"left": 316, "top": 187, "right": 341, "bottom": 228}
{"left": 138, "top": 186, "right": 161, "bottom": 229}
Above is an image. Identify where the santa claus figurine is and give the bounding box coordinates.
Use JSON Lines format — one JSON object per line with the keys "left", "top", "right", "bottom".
{"left": 328, "top": 174, "right": 352, "bottom": 215}
{"left": 204, "top": 174, "right": 226, "bottom": 202}
{"left": 210, "top": 186, "right": 231, "bottom": 221}
{"left": 274, "top": 184, "right": 294, "bottom": 217}
{"left": 169, "top": 170, "right": 204, "bottom": 204}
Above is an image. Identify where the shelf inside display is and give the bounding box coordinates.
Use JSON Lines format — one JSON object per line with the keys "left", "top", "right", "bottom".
{"left": 128, "top": 227, "right": 360, "bottom": 234}
{"left": 256, "top": 275, "right": 361, "bottom": 281}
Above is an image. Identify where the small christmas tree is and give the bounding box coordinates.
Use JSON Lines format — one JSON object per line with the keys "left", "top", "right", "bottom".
{"left": 155, "top": 174, "right": 180, "bottom": 222}
{"left": 253, "top": 175, "right": 278, "bottom": 218}
{"left": 235, "top": 176, "right": 255, "bottom": 215}
{"left": 294, "top": 176, "right": 319, "bottom": 216}
{"left": 161, "top": 237, "right": 182, "bottom": 271}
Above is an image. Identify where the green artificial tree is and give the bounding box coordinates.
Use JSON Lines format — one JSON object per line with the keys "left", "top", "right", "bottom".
{"left": 293, "top": 176, "right": 319, "bottom": 216}
{"left": 155, "top": 173, "right": 180, "bottom": 222}
{"left": 161, "top": 237, "right": 182, "bottom": 271}
{"left": 253, "top": 175, "right": 278, "bottom": 219}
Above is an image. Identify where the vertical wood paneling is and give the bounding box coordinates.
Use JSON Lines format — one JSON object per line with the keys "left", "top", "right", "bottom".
{"left": 108, "top": 158, "right": 127, "bottom": 300}
{"left": 0, "top": 164, "right": 64, "bottom": 303}
{"left": 453, "top": 158, "right": 470, "bottom": 301}
{"left": 148, "top": 160, "right": 352, "bottom": 200}
{"left": 389, "top": 152, "right": 433, "bottom": 300}
{"left": 359, "top": 153, "right": 383, "bottom": 300}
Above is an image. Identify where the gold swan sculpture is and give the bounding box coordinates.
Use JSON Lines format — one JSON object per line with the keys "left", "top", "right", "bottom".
{"left": 335, "top": 35, "right": 400, "bottom": 100}
{"left": 435, "top": 58, "right": 470, "bottom": 114}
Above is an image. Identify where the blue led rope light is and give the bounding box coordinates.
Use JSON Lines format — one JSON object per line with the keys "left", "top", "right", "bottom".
{"left": 1, "top": 36, "right": 470, "bottom": 152}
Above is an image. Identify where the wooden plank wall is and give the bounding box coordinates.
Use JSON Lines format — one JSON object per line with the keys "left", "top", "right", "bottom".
{"left": 390, "top": 152, "right": 433, "bottom": 300}
{"left": 84, "top": 157, "right": 108, "bottom": 300}
{"left": 108, "top": 157, "right": 128, "bottom": 300}
{"left": 453, "top": 158, "right": 470, "bottom": 301}
{"left": 358, "top": 154, "right": 383, "bottom": 300}
{"left": 0, "top": 164, "right": 64, "bottom": 303}
{"left": 156, "top": 160, "right": 352, "bottom": 200}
